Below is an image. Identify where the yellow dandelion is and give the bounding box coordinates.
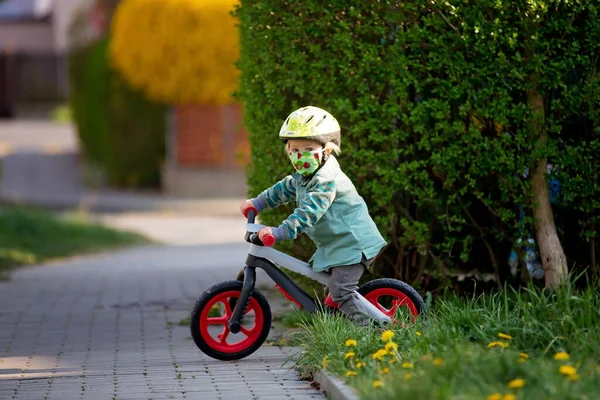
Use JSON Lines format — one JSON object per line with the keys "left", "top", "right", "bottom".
{"left": 381, "top": 330, "right": 395, "bottom": 342}
{"left": 519, "top": 352, "right": 529, "bottom": 359}
{"left": 381, "top": 367, "right": 390, "bottom": 374}
{"left": 507, "top": 378, "right": 525, "bottom": 389}
{"left": 404, "top": 373, "right": 413, "bottom": 380}
{"left": 373, "top": 380, "right": 383, "bottom": 388}
{"left": 345, "top": 371, "right": 358, "bottom": 377}
{"left": 498, "top": 332, "right": 513, "bottom": 340}
{"left": 503, "top": 394, "right": 516, "bottom": 400}
{"left": 345, "top": 352, "right": 355, "bottom": 359}
{"left": 322, "top": 356, "right": 328, "bottom": 369}
{"left": 488, "top": 341, "right": 510, "bottom": 348}
{"left": 385, "top": 342, "right": 398, "bottom": 352}
{"left": 487, "top": 394, "right": 502, "bottom": 400}
{"left": 402, "top": 362, "right": 414, "bottom": 369}
{"left": 372, "top": 349, "right": 389, "bottom": 360}
{"left": 433, "top": 358, "right": 444, "bottom": 366}
{"left": 559, "top": 365, "right": 577, "bottom": 376}
{"left": 345, "top": 339, "right": 357, "bottom": 347}
{"left": 390, "top": 358, "right": 398, "bottom": 364}
{"left": 554, "top": 352, "right": 570, "bottom": 361}
{"left": 356, "top": 361, "right": 364, "bottom": 368}
{"left": 568, "top": 373, "right": 580, "bottom": 382}
{"left": 416, "top": 331, "right": 421, "bottom": 336}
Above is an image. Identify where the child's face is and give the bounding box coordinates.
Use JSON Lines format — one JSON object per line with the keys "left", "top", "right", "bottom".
{"left": 287, "top": 139, "right": 324, "bottom": 176}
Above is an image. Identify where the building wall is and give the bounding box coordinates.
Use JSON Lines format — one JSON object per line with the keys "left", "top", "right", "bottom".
{"left": 52, "top": 0, "right": 86, "bottom": 53}
{"left": 0, "top": 21, "right": 53, "bottom": 53}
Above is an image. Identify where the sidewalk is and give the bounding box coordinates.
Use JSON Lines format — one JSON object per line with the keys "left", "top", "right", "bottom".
{"left": 0, "top": 244, "right": 322, "bottom": 400}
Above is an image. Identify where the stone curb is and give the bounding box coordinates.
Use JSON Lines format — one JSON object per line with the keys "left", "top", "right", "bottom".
{"left": 313, "top": 370, "right": 360, "bottom": 400}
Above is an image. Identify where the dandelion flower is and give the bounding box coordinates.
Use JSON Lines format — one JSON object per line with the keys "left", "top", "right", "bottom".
{"left": 554, "top": 352, "right": 570, "bottom": 361}
{"left": 487, "top": 394, "right": 502, "bottom": 400}
{"left": 433, "top": 358, "right": 444, "bottom": 366}
{"left": 507, "top": 378, "right": 525, "bottom": 389}
{"left": 322, "top": 356, "right": 328, "bottom": 369}
{"left": 372, "top": 349, "right": 389, "bottom": 360}
{"left": 402, "top": 362, "right": 414, "bottom": 369}
{"left": 559, "top": 365, "right": 577, "bottom": 376}
{"left": 373, "top": 380, "right": 383, "bottom": 388}
{"left": 356, "top": 362, "right": 364, "bottom": 368}
{"left": 345, "top": 339, "right": 357, "bottom": 347}
{"left": 385, "top": 342, "right": 398, "bottom": 352}
{"left": 519, "top": 352, "right": 529, "bottom": 359}
{"left": 416, "top": 331, "right": 421, "bottom": 336}
{"left": 345, "top": 371, "right": 358, "bottom": 377}
{"left": 381, "top": 367, "right": 390, "bottom": 374}
{"left": 345, "top": 352, "right": 355, "bottom": 359}
{"left": 381, "top": 330, "right": 395, "bottom": 342}
{"left": 503, "top": 394, "right": 516, "bottom": 400}
{"left": 390, "top": 358, "right": 398, "bottom": 364}
{"left": 488, "top": 341, "right": 509, "bottom": 348}
{"left": 498, "top": 332, "right": 512, "bottom": 340}
{"left": 568, "top": 373, "right": 580, "bottom": 382}
{"left": 404, "top": 373, "right": 413, "bottom": 380}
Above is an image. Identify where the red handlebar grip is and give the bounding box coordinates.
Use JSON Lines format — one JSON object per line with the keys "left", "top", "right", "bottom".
{"left": 262, "top": 234, "right": 275, "bottom": 247}
{"left": 243, "top": 205, "right": 258, "bottom": 218}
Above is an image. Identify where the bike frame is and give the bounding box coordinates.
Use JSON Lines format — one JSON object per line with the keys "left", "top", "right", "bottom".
{"left": 227, "top": 221, "right": 391, "bottom": 334}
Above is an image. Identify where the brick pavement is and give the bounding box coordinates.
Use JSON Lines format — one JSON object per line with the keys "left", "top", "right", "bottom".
{"left": 0, "top": 244, "right": 323, "bottom": 400}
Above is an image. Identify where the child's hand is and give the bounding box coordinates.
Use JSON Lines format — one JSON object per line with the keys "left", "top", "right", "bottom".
{"left": 258, "top": 227, "right": 273, "bottom": 241}
{"left": 240, "top": 199, "right": 254, "bottom": 217}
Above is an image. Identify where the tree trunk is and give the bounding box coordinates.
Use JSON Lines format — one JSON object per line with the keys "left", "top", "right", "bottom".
{"left": 527, "top": 83, "right": 568, "bottom": 289}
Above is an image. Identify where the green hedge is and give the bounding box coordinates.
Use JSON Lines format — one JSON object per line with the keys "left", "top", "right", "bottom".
{"left": 236, "top": 0, "right": 600, "bottom": 293}
{"left": 69, "top": 38, "right": 166, "bottom": 188}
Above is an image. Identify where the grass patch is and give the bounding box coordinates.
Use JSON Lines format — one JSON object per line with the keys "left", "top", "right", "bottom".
{"left": 50, "top": 104, "right": 72, "bottom": 123}
{"left": 0, "top": 205, "right": 148, "bottom": 278}
{"left": 291, "top": 280, "right": 600, "bottom": 399}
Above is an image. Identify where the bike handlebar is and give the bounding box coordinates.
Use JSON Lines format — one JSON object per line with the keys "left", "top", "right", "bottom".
{"left": 262, "top": 234, "right": 275, "bottom": 247}
{"left": 244, "top": 206, "right": 258, "bottom": 223}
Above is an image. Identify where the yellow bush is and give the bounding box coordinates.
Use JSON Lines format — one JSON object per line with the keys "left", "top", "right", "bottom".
{"left": 109, "top": 0, "right": 239, "bottom": 105}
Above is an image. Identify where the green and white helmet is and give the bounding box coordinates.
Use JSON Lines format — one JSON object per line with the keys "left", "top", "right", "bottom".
{"left": 279, "top": 106, "right": 341, "bottom": 146}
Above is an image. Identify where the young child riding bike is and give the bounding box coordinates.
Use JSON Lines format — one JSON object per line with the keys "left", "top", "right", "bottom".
{"left": 240, "top": 106, "right": 387, "bottom": 326}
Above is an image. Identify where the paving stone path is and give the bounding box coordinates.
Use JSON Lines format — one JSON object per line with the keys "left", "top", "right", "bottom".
{"left": 0, "top": 244, "right": 323, "bottom": 400}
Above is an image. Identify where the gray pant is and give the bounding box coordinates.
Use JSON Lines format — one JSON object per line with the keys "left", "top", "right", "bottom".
{"left": 327, "top": 257, "right": 373, "bottom": 326}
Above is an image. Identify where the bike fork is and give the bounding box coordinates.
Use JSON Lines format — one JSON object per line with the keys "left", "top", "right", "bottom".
{"left": 228, "top": 266, "right": 255, "bottom": 334}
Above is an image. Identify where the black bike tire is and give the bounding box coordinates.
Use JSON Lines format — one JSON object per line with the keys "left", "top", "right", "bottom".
{"left": 190, "top": 280, "right": 272, "bottom": 361}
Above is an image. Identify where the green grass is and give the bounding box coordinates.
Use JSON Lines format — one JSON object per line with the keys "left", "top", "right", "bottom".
{"left": 290, "top": 280, "right": 600, "bottom": 400}
{"left": 50, "top": 104, "right": 72, "bottom": 123}
{"left": 0, "top": 205, "right": 148, "bottom": 278}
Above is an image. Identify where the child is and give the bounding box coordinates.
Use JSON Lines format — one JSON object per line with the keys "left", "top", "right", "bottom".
{"left": 240, "top": 106, "right": 387, "bottom": 326}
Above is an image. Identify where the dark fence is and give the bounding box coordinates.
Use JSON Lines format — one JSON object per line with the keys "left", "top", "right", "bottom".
{"left": 0, "top": 51, "right": 68, "bottom": 117}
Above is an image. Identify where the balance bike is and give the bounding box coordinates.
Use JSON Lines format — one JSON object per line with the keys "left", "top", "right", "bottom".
{"left": 190, "top": 208, "right": 425, "bottom": 361}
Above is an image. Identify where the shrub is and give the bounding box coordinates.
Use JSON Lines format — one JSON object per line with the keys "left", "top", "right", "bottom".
{"left": 109, "top": 0, "right": 240, "bottom": 105}
{"left": 70, "top": 38, "right": 166, "bottom": 188}
{"left": 69, "top": 0, "right": 167, "bottom": 189}
{"left": 235, "top": 0, "right": 600, "bottom": 292}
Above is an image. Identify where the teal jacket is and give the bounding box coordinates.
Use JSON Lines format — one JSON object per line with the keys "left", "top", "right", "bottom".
{"left": 252, "top": 156, "right": 387, "bottom": 272}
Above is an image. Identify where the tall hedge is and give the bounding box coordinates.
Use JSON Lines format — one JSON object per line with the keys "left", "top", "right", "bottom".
{"left": 69, "top": 2, "right": 167, "bottom": 188}
{"left": 236, "top": 1, "right": 600, "bottom": 292}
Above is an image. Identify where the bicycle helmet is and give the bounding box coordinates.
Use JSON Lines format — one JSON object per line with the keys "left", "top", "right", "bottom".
{"left": 279, "top": 106, "right": 341, "bottom": 146}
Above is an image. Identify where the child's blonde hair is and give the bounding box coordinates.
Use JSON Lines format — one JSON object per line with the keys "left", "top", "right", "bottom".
{"left": 284, "top": 141, "right": 341, "bottom": 155}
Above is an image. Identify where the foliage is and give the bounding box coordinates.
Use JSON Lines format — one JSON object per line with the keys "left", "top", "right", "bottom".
{"left": 109, "top": 0, "right": 240, "bottom": 105}
{"left": 69, "top": 36, "right": 167, "bottom": 188}
{"left": 236, "top": 0, "right": 600, "bottom": 292}
{"left": 291, "top": 280, "right": 600, "bottom": 399}
{"left": 0, "top": 205, "right": 147, "bottom": 278}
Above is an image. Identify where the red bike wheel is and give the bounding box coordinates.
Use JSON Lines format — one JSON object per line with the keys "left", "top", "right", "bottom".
{"left": 359, "top": 278, "right": 425, "bottom": 324}
{"left": 191, "top": 281, "right": 271, "bottom": 361}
